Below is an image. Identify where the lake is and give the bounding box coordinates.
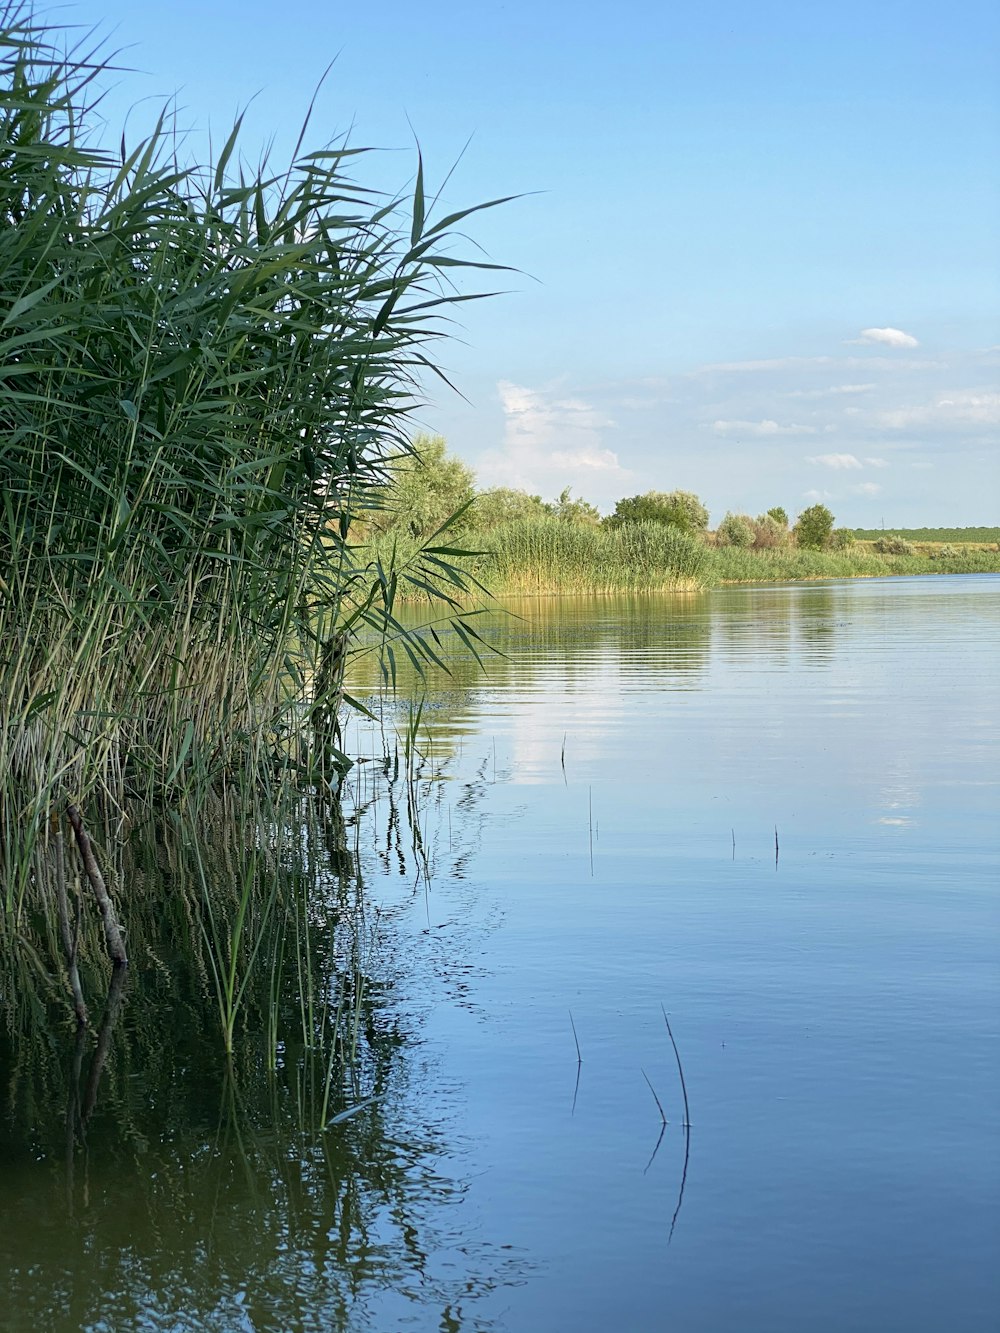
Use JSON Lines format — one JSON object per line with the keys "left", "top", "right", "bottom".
{"left": 2, "top": 574, "right": 998, "bottom": 1331}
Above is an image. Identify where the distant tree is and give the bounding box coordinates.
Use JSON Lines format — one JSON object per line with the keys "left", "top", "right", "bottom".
{"left": 716, "top": 512, "right": 756, "bottom": 548}
{"left": 551, "top": 486, "right": 601, "bottom": 526}
{"left": 794, "top": 503, "right": 835, "bottom": 550}
{"left": 766, "top": 506, "right": 789, "bottom": 528}
{"left": 753, "top": 514, "right": 787, "bottom": 549}
{"left": 369, "top": 435, "right": 476, "bottom": 538}
{"left": 606, "top": 489, "right": 708, "bottom": 534}
{"left": 831, "top": 528, "right": 856, "bottom": 549}
{"left": 471, "top": 487, "right": 549, "bottom": 529}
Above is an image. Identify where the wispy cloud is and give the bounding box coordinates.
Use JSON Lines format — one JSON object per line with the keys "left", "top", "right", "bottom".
{"left": 690, "top": 356, "right": 835, "bottom": 375}
{"left": 854, "top": 327, "right": 919, "bottom": 349}
{"left": 785, "top": 383, "right": 875, "bottom": 399}
{"left": 807, "top": 452, "right": 890, "bottom": 471}
{"left": 550, "top": 446, "right": 622, "bottom": 471}
{"left": 853, "top": 481, "right": 883, "bottom": 496}
{"left": 712, "top": 418, "right": 819, "bottom": 437}
{"left": 808, "top": 452, "right": 864, "bottom": 469}
{"left": 877, "top": 390, "right": 1000, "bottom": 429}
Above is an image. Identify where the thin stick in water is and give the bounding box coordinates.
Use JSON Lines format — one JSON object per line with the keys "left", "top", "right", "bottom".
{"left": 588, "top": 786, "right": 594, "bottom": 876}
{"left": 641, "top": 1068, "right": 667, "bottom": 1125}
{"left": 569, "top": 1009, "right": 582, "bottom": 1064}
{"left": 66, "top": 803, "right": 127, "bottom": 965}
{"left": 661, "top": 1005, "right": 690, "bottom": 1128}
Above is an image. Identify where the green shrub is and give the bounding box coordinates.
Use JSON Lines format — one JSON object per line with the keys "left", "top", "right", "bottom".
{"left": 471, "top": 487, "right": 549, "bottom": 530}
{"left": 367, "top": 435, "right": 476, "bottom": 538}
{"left": 550, "top": 486, "right": 602, "bottom": 526}
{"left": 606, "top": 489, "right": 708, "bottom": 534}
{"left": 873, "top": 534, "right": 914, "bottom": 555}
{"left": 831, "top": 528, "right": 856, "bottom": 549}
{"left": 753, "top": 515, "right": 787, "bottom": 549}
{"left": 716, "top": 513, "right": 756, "bottom": 548}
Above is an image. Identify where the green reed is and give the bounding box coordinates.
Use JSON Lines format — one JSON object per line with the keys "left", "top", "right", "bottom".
{"left": 706, "top": 543, "right": 1000, "bottom": 583}
{"left": 0, "top": 6, "right": 506, "bottom": 982}
{"left": 364, "top": 518, "right": 709, "bottom": 597}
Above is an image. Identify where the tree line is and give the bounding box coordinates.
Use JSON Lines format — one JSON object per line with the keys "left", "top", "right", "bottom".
{"left": 367, "top": 435, "right": 845, "bottom": 551}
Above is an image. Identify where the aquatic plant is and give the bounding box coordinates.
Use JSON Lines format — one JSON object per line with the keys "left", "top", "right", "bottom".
{"left": 0, "top": 4, "right": 505, "bottom": 1028}
{"left": 463, "top": 517, "right": 708, "bottom": 595}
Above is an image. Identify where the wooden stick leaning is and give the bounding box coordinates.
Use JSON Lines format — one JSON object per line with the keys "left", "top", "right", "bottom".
{"left": 66, "top": 804, "right": 127, "bottom": 965}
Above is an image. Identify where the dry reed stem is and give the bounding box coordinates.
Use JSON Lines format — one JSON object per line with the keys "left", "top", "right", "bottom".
{"left": 66, "top": 804, "right": 127, "bottom": 965}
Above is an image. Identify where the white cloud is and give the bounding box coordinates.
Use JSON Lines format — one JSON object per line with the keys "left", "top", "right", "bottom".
{"left": 550, "top": 446, "right": 622, "bottom": 471}
{"left": 855, "top": 327, "right": 919, "bottom": 349}
{"left": 712, "top": 418, "right": 818, "bottom": 437}
{"left": 853, "top": 482, "right": 883, "bottom": 496}
{"left": 803, "top": 488, "right": 833, "bottom": 502}
{"left": 864, "top": 457, "right": 890, "bottom": 468}
{"left": 808, "top": 452, "right": 864, "bottom": 469}
{"left": 786, "top": 383, "right": 876, "bottom": 399}
{"left": 877, "top": 391, "right": 1000, "bottom": 430}
{"left": 691, "top": 356, "right": 835, "bottom": 375}
{"left": 475, "top": 380, "right": 630, "bottom": 505}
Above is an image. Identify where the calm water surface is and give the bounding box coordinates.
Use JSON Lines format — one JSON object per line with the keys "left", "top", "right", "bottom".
{"left": 2, "top": 575, "right": 998, "bottom": 1331}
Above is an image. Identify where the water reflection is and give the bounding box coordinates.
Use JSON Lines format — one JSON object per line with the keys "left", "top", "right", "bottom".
{"left": 0, "top": 774, "right": 525, "bottom": 1332}
{"left": 3, "top": 578, "right": 998, "bottom": 1333}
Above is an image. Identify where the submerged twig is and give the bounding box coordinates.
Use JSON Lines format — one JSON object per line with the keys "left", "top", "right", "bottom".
{"left": 81, "top": 962, "right": 128, "bottom": 1124}
{"left": 643, "top": 1121, "right": 666, "bottom": 1175}
{"left": 66, "top": 803, "right": 127, "bottom": 964}
{"left": 668, "top": 1119, "right": 691, "bottom": 1243}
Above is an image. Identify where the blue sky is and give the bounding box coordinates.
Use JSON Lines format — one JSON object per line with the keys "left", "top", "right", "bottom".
{"left": 66, "top": 0, "right": 998, "bottom": 525}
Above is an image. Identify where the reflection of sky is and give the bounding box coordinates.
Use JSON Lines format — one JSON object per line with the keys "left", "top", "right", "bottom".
{"left": 453, "top": 579, "right": 1000, "bottom": 848}
{"left": 372, "top": 574, "right": 1000, "bottom": 1333}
